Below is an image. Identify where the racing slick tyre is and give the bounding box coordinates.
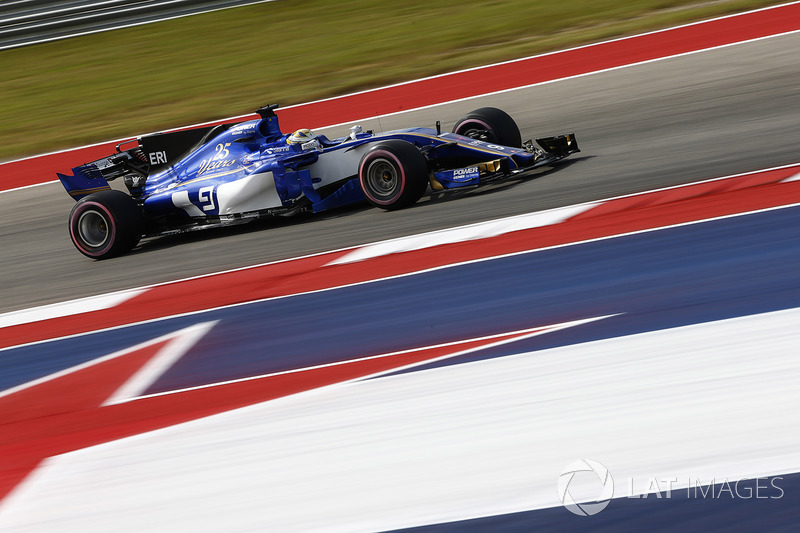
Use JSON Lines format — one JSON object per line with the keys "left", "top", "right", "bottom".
{"left": 68, "top": 190, "right": 144, "bottom": 259}
{"left": 452, "top": 107, "right": 522, "bottom": 148}
{"left": 358, "top": 140, "right": 429, "bottom": 210}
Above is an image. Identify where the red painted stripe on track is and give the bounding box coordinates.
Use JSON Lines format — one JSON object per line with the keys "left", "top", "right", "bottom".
{"left": 0, "top": 250, "right": 348, "bottom": 348}
{"left": 572, "top": 165, "right": 800, "bottom": 219}
{"left": 0, "top": 328, "right": 539, "bottom": 501}
{"left": 2, "top": 3, "right": 799, "bottom": 191}
{"left": 2, "top": 164, "right": 799, "bottom": 350}
{"left": 278, "top": 3, "right": 800, "bottom": 128}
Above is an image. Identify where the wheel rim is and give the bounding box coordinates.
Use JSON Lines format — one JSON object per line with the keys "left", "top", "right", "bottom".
{"left": 365, "top": 158, "right": 399, "bottom": 199}
{"left": 77, "top": 210, "right": 110, "bottom": 248}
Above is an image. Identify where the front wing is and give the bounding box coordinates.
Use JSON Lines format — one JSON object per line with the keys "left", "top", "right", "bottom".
{"left": 431, "top": 133, "right": 579, "bottom": 189}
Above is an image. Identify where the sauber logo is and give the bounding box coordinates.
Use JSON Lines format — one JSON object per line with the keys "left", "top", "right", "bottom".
{"left": 265, "top": 146, "right": 290, "bottom": 154}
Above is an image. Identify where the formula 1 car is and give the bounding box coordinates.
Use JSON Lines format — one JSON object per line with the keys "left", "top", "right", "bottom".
{"left": 58, "top": 105, "right": 579, "bottom": 259}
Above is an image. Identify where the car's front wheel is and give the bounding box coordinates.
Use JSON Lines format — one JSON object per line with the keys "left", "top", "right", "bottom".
{"left": 358, "top": 140, "right": 429, "bottom": 210}
{"left": 68, "top": 190, "right": 144, "bottom": 259}
{"left": 452, "top": 107, "right": 522, "bottom": 148}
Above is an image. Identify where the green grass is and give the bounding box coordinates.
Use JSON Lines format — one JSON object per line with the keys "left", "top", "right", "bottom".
{"left": 0, "top": 0, "right": 783, "bottom": 162}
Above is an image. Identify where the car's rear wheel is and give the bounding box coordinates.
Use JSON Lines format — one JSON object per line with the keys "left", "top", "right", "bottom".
{"left": 452, "top": 107, "right": 522, "bottom": 148}
{"left": 358, "top": 140, "right": 429, "bottom": 210}
{"left": 69, "top": 190, "right": 144, "bottom": 259}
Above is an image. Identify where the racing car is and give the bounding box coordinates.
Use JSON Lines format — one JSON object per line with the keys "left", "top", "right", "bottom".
{"left": 58, "top": 105, "right": 579, "bottom": 259}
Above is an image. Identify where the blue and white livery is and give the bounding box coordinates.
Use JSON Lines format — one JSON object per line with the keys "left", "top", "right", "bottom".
{"left": 57, "top": 105, "right": 578, "bottom": 259}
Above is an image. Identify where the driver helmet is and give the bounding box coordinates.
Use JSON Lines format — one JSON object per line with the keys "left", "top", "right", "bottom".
{"left": 287, "top": 128, "right": 317, "bottom": 145}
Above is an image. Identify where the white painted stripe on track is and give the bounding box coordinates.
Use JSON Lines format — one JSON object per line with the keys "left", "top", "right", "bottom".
{"left": 0, "top": 321, "right": 195, "bottom": 400}
{"left": 313, "top": 34, "right": 800, "bottom": 134}
{"left": 102, "top": 321, "right": 219, "bottom": 406}
{"left": 2, "top": 163, "right": 799, "bottom": 353}
{"left": 328, "top": 202, "right": 597, "bottom": 265}
{"left": 0, "top": 180, "right": 59, "bottom": 194}
{"left": 3, "top": 306, "right": 798, "bottom": 531}
{"left": 4, "top": 199, "right": 799, "bottom": 355}
{"left": 0, "top": 288, "right": 147, "bottom": 328}
{"left": 116, "top": 315, "right": 616, "bottom": 403}
{"left": 329, "top": 162, "right": 800, "bottom": 265}
{"left": 0, "top": 163, "right": 800, "bottom": 352}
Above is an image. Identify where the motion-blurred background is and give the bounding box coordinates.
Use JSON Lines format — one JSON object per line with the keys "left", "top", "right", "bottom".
{"left": 0, "top": 0, "right": 783, "bottom": 163}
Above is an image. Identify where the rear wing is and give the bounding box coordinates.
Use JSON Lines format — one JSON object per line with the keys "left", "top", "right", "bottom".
{"left": 57, "top": 144, "right": 148, "bottom": 201}
{"left": 57, "top": 122, "right": 239, "bottom": 201}
{"left": 57, "top": 164, "right": 112, "bottom": 201}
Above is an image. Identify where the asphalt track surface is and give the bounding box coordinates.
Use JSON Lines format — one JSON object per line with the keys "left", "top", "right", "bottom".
{"left": 1, "top": 30, "right": 799, "bottom": 314}
{"left": 3, "top": 203, "right": 799, "bottom": 531}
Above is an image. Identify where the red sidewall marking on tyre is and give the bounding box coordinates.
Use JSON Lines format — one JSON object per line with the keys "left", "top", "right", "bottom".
{"left": 360, "top": 150, "right": 406, "bottom": 206}
{"left": 456, "top": 118, "right": 491, "bottom": 135}
{"left": 69, "top": 201, "right": 116, "bottom": 257}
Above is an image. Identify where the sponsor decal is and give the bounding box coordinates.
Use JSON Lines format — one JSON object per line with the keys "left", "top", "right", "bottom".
{"left": 197, "top": 142, "right": 237, "bottom": 176}
{"left": 468, "top": 140, "right": 507, "bottom": 151}
{"left": 148, "top": 151, "right": 168, "bottom": 165}
{"left": 197, "top": 158, "right": 236, "bottom": 176}
{"left": 452, "top": 167, "right": 480, "bottom": 181}
{"left": 230, "top": 123, "right": 256, "bottom": 134}
{"left": 265, "top": 146, "right": 291, "bottom": 154}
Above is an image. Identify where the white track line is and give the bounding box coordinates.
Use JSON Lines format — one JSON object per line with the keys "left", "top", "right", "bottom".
{"left": 0, "top": 288, "right": 146, "bottom": 328}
